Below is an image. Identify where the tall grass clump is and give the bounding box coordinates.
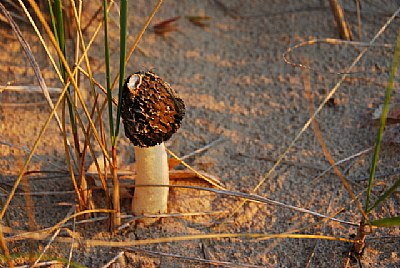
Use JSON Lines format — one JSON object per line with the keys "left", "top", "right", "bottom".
{"left": 6, "top": 0, "right": 141, "bottom": 232}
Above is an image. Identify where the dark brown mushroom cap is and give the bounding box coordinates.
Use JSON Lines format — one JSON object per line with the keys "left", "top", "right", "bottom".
{"left": 121, "top": 71, "right": 185, "bottom": 147}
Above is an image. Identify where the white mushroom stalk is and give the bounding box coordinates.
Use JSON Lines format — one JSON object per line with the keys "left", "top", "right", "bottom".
{"left": 133, "top": 143, "right": 169, "bottom": 215}
{"left": 121, "top": 71, "right": 185, "bottom": 220}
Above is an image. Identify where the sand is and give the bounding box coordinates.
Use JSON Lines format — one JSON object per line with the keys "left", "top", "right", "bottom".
{"left": 0, "top": 0, "right": 399, "bottom": 267}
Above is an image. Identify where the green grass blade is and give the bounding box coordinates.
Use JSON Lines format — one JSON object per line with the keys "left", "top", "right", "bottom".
{"left": 46, "top": 0, "right": 58, "bottom": 44}
{"left": 103, "top": 0, "right": 114, "bottom": 142}
{"left": 368, "top": 177, "right": 400, "bottom": 213}
{"left": 53, "top": 0, "right": 66, "bottom": 78}
{"left": 113, "top": 0, "right": 128, "bottom": 146}
{"left": 370, "top": 216, "right": 400, "bottom": 227}
{"left": 51, "top": 0, "right": 78, "bottom": 144}
{"left": 365, "top": 29, "right": 400, "bottom": 213}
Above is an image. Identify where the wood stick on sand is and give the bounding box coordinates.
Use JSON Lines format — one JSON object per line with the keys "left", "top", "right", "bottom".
{"left": 329, "top": 0, "right": 353, "bottom": 40}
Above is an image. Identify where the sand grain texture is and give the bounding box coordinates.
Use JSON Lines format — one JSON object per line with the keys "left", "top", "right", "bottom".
{"left": 0, "top": 0, "right": 399, "bottom": 267}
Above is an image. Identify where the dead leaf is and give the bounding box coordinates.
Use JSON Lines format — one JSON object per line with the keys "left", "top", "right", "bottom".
{"left": 168, "top": 157, "right": 181, "bottom": 170}
{"left": 153, "top": 16, "right": 180, "bottom": 34}
{"left": 186, "top": 15, "right": 211, "bottom": 28}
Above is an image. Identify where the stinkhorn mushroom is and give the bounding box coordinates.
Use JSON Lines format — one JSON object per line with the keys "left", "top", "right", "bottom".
{"left": 121, "top": 71, "right": 185, "bottom": 219}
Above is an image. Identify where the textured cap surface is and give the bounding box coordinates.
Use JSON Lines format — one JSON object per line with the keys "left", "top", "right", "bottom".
{"left": 121, "top": 71, "right": 185, "bottom": 147}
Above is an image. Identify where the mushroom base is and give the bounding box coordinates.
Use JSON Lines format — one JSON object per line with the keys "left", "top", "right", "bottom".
{"left": 132, "top": 143, "right": 169, "bottom": 222}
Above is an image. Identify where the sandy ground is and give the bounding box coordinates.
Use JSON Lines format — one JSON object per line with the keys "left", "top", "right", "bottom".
{"left": 0, "top": 0, "right": 400, "bottom": 267}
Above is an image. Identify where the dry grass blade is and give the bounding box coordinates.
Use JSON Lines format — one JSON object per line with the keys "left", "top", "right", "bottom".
{"left": 67, "top": 0, "right": 101, "bottom": 111}
{"left": 68, "top": 233, "right": 357, "bottom": 248}
{"left": 183, "top": 185, "right": 358, "bottom": 225}
{"left": 102, "top": 251, "right": 125, "bottom": 268}
{"left": 27, "top": 0, "right": 112, "bottom": 164}
{"left": 125, "top": 184, "right": 357, "bottom": 226}
{"left": 4, "top": 232, "right": 358, "bottom": 250}
{"left": 117, "top": 211, "right": 225, "bottom": 231}
{"left": 18, "top": 3, "right": 115, "bottom": 211}
{"left": 264, "top": 188, "right": 367, "bottom": 260}
{"left": 168, "top": 137, "right": 225, "bottom": 169}
{"left": 0, "top": 101, "right": 57, "bottom": 107}
{"left": 4, "top": 233, "right": 358, "bottom": 253}
{"left": 64, "top": 68, "right": 112, "bottom": 201}
{"left": 16, "top": 0, "right": 63, "bottom": 84}
{"left": 78, "top": 66, "right": 118, "bottom": 104}
{"left": 329, "top": 0, "right": 353, "bottom": 40}
{"left": 217, "top": 5, "right": 400, "bottom": 228}
{"left": 1, "top": 85, "right": 62, "bottom": 93}
{"left": 4, "top": 1, "right": 63, "bottom": 132}
{"left": 6, "top": 209, "right": 114, "bottom": 242}
{"left": 38, "top": 0, "right": 112, "bottom": 86}
{"left": 166, "top": 148, "right": 225, "bottom": 189}
{"left": 18, "top": 0, "right": 113, "bottom": 115}
{"left": 17, "top": 0, "right": 116, "bottom": 207}
{"left": 302, "top": 68, "right": 367, "bottom": 221}
{"left": 3, "top": 0, "right": 23, "bottom": 15}
{"left": 111, "top": 147, "right": 120, "bottom": 228}
{"left": 366, "top": 235, "right": 400, "bottom": 241}
{"left": 123, "top": 247, "right": 263, "bottom": 268}
{"left": 283, "top": 38, "right": 393, "bottom": 75}
{"left": 313, "top": 147, "right": 373, "bottom": 180}
{"left": 75, "top": 94, "right": 112, "bottom": 210}
{"left": 32, "top": 228, "right": 62, "bottom": 266}
{"left": 62, "top": 100, "right": 85, "bottom": 208}
{"left": 0, "top": 81, "right": 70, "bottom": 221}
{"left": 111, "top": 0, "right": 164, "bottom": 90}
{"left": 2, "top": 215, "right": 132, "bottom": 238}
{"left": 81, "top": 117, "right": 111, "bottom": 204}
{"left": 0, "top": 190, "right": 75, "bottom": 197}
{"left": 5, "top": 1, "right": 78, "bottom": 175}
{"left": 15, "top": 260, "right": 64, "bottom": 267}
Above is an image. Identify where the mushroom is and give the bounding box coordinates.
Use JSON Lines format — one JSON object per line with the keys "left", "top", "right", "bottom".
{"left": 121, "top": 71, "right": 185, "bottom": 220}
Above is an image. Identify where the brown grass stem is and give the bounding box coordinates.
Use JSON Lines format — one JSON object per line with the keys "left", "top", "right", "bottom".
{"left": 329, "top": 0, "right": 353, "bottom": 40}
{"left": 111, "top": 146, "right": 121, "bottom": 228}
{"left": 302, "top": 68, "right": 368, "bottom": 221}
{"left": 27, "top": 0, "right": 112, "bottom": 163}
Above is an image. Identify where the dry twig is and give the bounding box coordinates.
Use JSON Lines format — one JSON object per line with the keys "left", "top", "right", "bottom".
{"left": 329, "top": 0, "right": 353, "bottom": 40}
